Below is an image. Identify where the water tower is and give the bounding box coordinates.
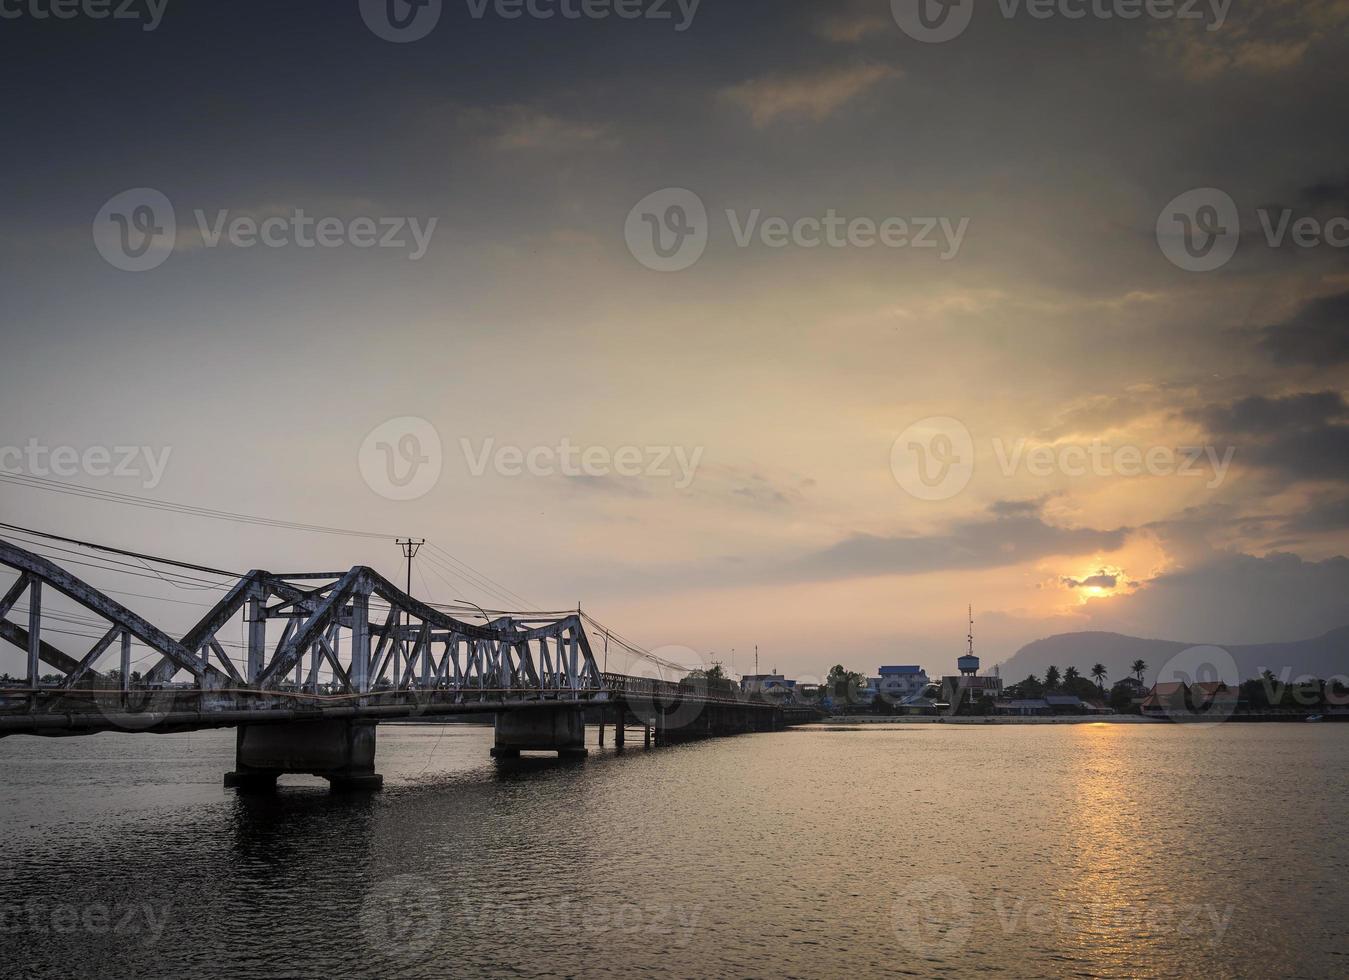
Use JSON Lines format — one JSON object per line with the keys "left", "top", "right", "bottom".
{"left": 957, "top": 605, "right": 979, "bottom": 676}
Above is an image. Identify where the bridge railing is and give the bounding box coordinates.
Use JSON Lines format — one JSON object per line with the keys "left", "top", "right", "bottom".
{"left": 600, "top": 672, "right": 779, "bottom": 707}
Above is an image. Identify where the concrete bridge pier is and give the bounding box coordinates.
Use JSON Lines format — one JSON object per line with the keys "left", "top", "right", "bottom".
{"left": 491, "top": 706, "right": 588, "bottom": 759}
{"left": 223, "top": 719, "right": 383, "bottom": 791}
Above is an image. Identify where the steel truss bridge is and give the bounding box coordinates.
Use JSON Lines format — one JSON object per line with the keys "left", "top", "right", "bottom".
{"left": 0, "top": 539, "right": 816, "bottom": 788}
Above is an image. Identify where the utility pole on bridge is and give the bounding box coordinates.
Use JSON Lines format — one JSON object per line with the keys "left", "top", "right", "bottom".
{"left": 396, "top": 538, "right": 424, "bottom": 596}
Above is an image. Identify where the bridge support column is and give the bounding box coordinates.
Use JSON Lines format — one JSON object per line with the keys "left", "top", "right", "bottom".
{"left": 491, "top": 707, "right": 588, "bottom": 759}
{"left": 224, "top": 719, "right": 383, "bottom": 791}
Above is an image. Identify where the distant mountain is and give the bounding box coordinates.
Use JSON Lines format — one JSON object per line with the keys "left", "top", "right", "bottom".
{"left": 996, "top": 626, "right": 1349, "bottom": 686}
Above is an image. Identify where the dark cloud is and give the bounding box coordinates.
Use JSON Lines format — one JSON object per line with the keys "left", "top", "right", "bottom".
{"left": 1258, "top": 430, "right": 1349, "bottom": 482}
{"left": 1301, "top": 174, "right": 1349, "bottom": 211}
{"left": 787, "top": 514, "right": 1128, "bottom": 582}
{"left": 1257, "top": 292, "right": 1349, "bottom": 366}
{"left": 1191, "top": 391, "right": 1349, "bottom": 483}
{"left": 1193, "top": 390, "right": 1347, "bottom": 435}
{"left": 1281, "top": 494, "right": 1349, "bottom": 534}
{"left": 1063, "top": 572, "right": 1118, "bottom": 590}
{"left": 732, "top": 484, "right": 790, "bottom": 507}
{"left": 987, "top": 497, "right": 1051, "bottom": 518}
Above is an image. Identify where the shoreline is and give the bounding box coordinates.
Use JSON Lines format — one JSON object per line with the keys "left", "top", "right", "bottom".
{"left": 823, "top": 715, "right": 1158, "bottom": 725}
{"left": 821, "top": 714, "right": 1347, "bottom": 725}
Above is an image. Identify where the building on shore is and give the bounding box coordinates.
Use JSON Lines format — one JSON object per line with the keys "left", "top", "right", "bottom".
{"left": 740, "top": 672, "right": 797, "bottom": 699}
{"left": 1140, "top": 679, "right": 1239, "bottom": 716}
{"left": 1140, "top": 681, "right": 1188, "bottom": 715}
{"left": 996, "top": 698, "right": 1051, "bottom": 717}
{"left": 877, "top": 665, "right": 930, "bottom": 701}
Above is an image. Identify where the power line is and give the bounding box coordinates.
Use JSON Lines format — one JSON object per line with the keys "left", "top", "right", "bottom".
{"left": 418, "top": 556, "right": 525, "bottom": 614}
{"left": 1, "top": 479, "right": 699, "bottom": 680}
{"left": 1, "top": 474, "right": 541, "bottom": 617}
{"left": 0, "top": 530, "right": 234, "bottom": 589}
{"left": 0, "top": 472, "right": 390, "bottom": 540}
{"left": 424, "top": 543, "right": 538, "bottom": 611}
{"left": 0, "top": 522, "right": 238, "bottom": 577}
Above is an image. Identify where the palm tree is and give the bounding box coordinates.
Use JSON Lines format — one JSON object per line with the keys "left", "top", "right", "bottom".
{"left": 1064, "top": 666, "right": 1080, "bottom": 686}
{"left": 1131, "top": 659, "right": 1147, "bottom": 683}
{"left": 1045, "top": 665, "right": 1062, "bottom": 690}
{"left": 1090, "top": 663, "right": 1107, "bottom": 693}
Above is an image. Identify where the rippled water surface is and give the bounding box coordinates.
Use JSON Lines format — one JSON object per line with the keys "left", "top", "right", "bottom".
{"left": 2, "top": 722, "right": 1347, "bottom": 978}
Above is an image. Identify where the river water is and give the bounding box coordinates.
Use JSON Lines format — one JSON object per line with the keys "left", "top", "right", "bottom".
{"left": 1, "top": 721, "right": 1346, "bottom": 978}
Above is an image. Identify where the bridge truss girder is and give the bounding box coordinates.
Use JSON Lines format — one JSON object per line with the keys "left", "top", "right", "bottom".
{"left": 0, "top": 540, "right": 601, "bottom": 701}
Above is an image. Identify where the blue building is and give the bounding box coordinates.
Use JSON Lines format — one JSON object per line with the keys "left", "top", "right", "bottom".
{"left": 876, "top": 665, "right": 930, "bottom": 700}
